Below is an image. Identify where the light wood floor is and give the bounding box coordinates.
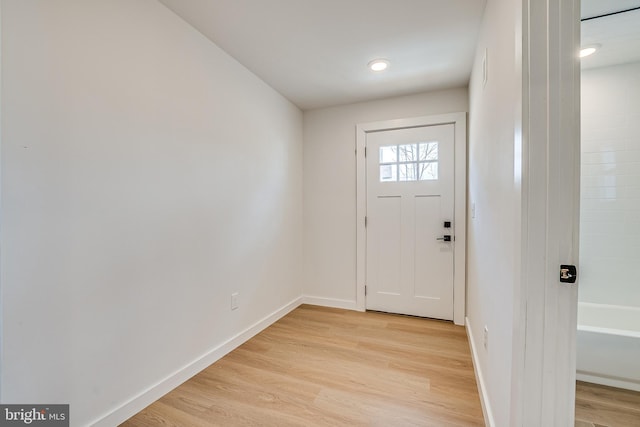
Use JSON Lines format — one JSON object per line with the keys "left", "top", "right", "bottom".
{"left": 575, "top": 380, "right": 640, "bottom": 427}
{"left": 122, "top": 305, "right": 484, "bottom": 426}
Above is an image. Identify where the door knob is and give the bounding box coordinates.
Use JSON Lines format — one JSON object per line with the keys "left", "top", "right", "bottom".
{"left": 436, "top": 235, "right": 452, "bottom": 242}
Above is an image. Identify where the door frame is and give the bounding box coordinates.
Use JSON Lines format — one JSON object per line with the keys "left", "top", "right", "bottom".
{"left": 356, "top": 113, "right": 467, "bottom": 325}
{"left": 512, "top": 0, "right": 581, "bottom": 425}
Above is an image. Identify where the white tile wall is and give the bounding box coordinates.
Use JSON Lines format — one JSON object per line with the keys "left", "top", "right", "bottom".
{"left": 580, "top": 61, "right": 640, "bottom": 308}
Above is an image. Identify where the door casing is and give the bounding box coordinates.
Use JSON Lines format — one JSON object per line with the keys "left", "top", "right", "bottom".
{"left": 356, "top": 113, "right": 467, "bottom": 325}
{"left": 513, "top": 0, "right": 581, "bottom": 425}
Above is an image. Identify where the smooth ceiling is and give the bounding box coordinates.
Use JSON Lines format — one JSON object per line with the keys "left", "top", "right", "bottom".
{"left": 158, "top": 0, "right": 487, "bottom": 110}
{"left": 581, "top": 0, "right": 640, "bottom": 70}
{"left": 157, "top": 1, "right": 639, "bottom": 109}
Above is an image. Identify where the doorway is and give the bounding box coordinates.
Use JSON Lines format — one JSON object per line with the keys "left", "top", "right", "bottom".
{"left": 356, "top": 113, "right": 467, "bottom": 325}
{"left": 575, "top": 3, "right": 640, "bottom": 424}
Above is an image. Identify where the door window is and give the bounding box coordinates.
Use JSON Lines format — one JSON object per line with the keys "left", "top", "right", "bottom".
{"left": 379, "top": 142, "right": 439, "bottom": 182}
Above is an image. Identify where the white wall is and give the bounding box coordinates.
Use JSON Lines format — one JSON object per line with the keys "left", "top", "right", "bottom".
{"left": 580, "top": 61, "right": 640, "bottom": 309}
{"left": 466, "top": 0, "right": 521, "bottom": 425}
{"left": 303, "top": 89, "right": 468, "bottom": 307}
{"left": 0, "top": 1, "right": 303, "bottom": 426}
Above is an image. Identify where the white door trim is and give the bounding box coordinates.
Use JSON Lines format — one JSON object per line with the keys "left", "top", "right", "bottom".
{"left": 513, "top": 0, "right": 581, "bottom": 425}
{"left": 356, "top": 113, "right": 467, "bottom": 325}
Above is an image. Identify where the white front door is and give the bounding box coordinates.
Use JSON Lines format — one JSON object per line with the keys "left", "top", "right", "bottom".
{"left": 365, "top": 124, "right": 455, "bottom": 320}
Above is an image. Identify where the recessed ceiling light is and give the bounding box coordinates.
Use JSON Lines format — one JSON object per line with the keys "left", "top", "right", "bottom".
{"left": 579, "top": 44, "right": 600, "bottom": 58}
{"left": 368, "top": 59, "right": 389, "bottom": 72}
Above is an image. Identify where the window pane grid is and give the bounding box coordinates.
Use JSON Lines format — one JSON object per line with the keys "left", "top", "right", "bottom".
{"left": 378, "top": 142, "right": 439, "bottom": 182}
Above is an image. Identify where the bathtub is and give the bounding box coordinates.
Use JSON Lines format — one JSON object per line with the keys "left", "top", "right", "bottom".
{"left": 576, "top": 302, "right": 640, "bottom": 392}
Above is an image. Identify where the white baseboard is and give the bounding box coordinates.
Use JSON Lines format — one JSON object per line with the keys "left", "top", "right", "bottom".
{"left": 302, "top": 295, "right": 359, "bottom": 311}
{"left": 466, "top": 317, "right": 495, "bottom": 427}
{"left": 576, "top": 372, "right": 640, "bottom": 392}
{"left": 91, "top": 296, "right": 303, "bottom": 426}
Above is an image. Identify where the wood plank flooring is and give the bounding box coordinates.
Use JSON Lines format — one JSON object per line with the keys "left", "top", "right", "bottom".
{"left": 575, "top": 381, "right": 640, "bottom": 427}
{"left": 121, "top": 305, "right": 484, "bottom": 426}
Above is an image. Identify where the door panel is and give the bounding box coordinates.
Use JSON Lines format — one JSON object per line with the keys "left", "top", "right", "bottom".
{"left": 366, "top": 124, "right": 454, "bottom": 320}
{"left": 415, "top": 195, "right": 452, "bottom": 300}
{"left": 374, "top": 196, "right": 401, "bottom": 295}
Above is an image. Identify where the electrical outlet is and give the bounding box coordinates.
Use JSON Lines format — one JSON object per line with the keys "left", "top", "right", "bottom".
{"left": 231, "top": 292, "right": 239, "bottom": 310}
{"left": 483, "top": 325, "right": 489, "bottom": 350}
